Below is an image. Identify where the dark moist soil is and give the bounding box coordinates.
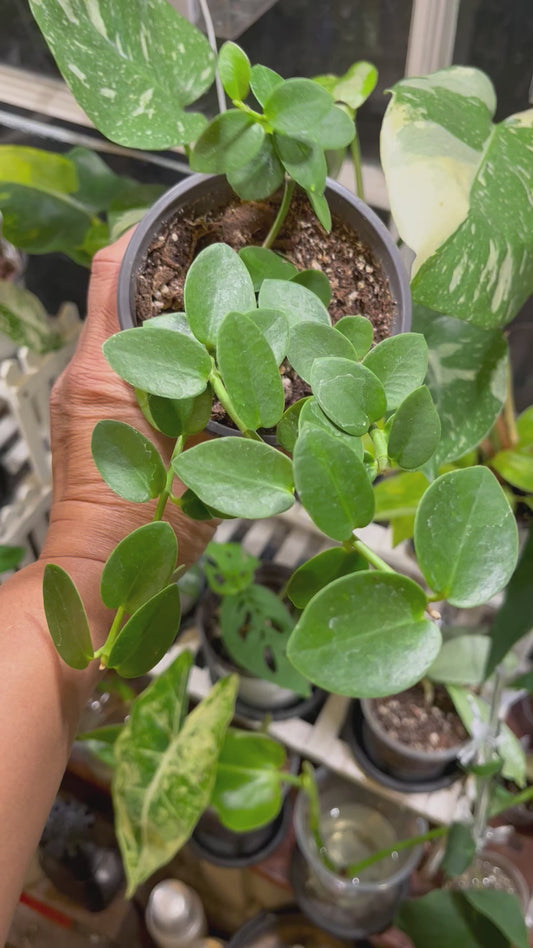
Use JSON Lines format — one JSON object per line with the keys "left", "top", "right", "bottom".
{"left": 135, "top": 191, "right": 396, "bottom": 427}
{"left": 371, "top": 683, "right": 468, "bottom": 753}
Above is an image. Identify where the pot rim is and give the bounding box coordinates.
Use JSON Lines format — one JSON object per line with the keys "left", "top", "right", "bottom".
{"left": 360, "top": 695, "right": 469, "bottom": 764}
{"left": 116, "top": 171, "right": 412, "bottom": 333}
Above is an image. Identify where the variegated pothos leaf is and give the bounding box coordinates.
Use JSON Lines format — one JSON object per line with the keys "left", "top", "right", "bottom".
{"left": 28, "top": 0, "right": 215, "bottom": 148}
{"left": 112, "top": 653, "right": 237, "bottom": 894}
{"left": 381, "top": 67, "right": 533, "bottom": 328}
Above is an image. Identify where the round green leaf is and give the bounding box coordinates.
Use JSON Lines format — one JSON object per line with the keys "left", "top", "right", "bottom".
{"left": 244, "top": 309, "right": 289, "bottom": 365}
{"left": 311, "top": 105, "right": 355, "bottom": 149}
{"left": 287, "top": 548, "right": 367, "bottom": 609}
{"left": 491, "top": 447, "right": 533, "bottom": 492}
{"left": 142, "top": 312, "right": 193, "bottom": 335}
{"left": 107, "top": 584, "right": 181, "bottom": 678}
{"left": 103, "top": 327, "right": 211, "bottom": 399}
{"left": 238, "top": 246, "right": 297, "bottom": 291}
{"left": 217, "top": 42, "right": 251, "bottom": 100}
{"left": 264, "top": 78, "right": 333, "bottom": 136}
{"left": 274, "top": 134, "right": 326, "bottom": 194}
{"left": 189, "top": 110, "right": 265, "bottom": 174}
{"left": 100, "top": 523, "right": 177, "bottom": 614}
{"left": 276, "top": 398, "right": 311, "bottom": 453}
{"left": 217, "top": 312, "right": 285, "bottom": 429}
{"left": 414, "top": 467, "right": 518, "bottom": 606}
{"left": 287, "top": 322, "right": 357, "bottom": 384}
{"left": 92, "top": 420, "right": 166, "bottom": 502}
{"left": 212, "top": 730, "right": 286, "bottom": 832}
{"left": 287, "top": 571, "right": 441, "bottom": 697}
{"left": 294, "top": 428, "right": 374, "bottom": 540}
{"left": 388, "top": 386, "right": 441, "bottom": 469}
{"left": 311, "top": 357, "right": 386, "bottom": 435}
{"left": 43, "top": 564, "right": 94, "bottom": 670}
{"left": 29, "top": 0, "right": 215, "bottom": 149}
{"left": 250, "top": 64, "right": 283, "bottom": 106}
{"left": 299, "top": 398, "right": 363, "bottom": 458}
{"left": 227, "top": 136, "right": 285, "bottom": 201}
{"left": 258, "top": 279, "right": 331, "bottom": 328}
{"left": 315, "top": 61, "right": 378, "bottom": 111}
{"left": 184, "top": 243, "right": 256, "bottom": 346}
{"left": 363, "top": 333, "right": 428, "bottom": 411}
{"left": 290, "top": 269, "right": 332, "bottom": 307}
{"left": 335, "top": 315, "right": 373, "bottom": 359}
{"left": 174, "top": 438, "right": 294, "bottom": 518}
{"left": 428, "top": 634, "right": 490, "bottom": 686}
{"left": 146, "top": 387, "right": 213, "bottom": 438}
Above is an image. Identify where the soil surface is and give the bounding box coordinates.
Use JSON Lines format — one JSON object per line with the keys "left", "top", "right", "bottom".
{"left": 136, "top": 190, "right": 395, "bottom": 339}
{"left": 370, "top": 683, "right": 468, "bottom": 753}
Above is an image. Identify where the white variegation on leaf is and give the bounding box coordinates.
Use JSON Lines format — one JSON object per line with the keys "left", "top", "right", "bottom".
{"left": 29, "top": 0, "right": 215, "bottom": 149}
{"left": 381, "top": 67, "right": 533, "bottom": 328}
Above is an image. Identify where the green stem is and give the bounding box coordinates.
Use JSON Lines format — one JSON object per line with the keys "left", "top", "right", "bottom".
{"left": 345, "top": 825, "right": 447, "bottom": 878}
{"left": 99, "top": 605, "right": 126, "bottom": 666}
{"left": 493, "top": 784, "right": 533, "bottom": 817}
{"left": 348, "top": 536, "right": 395, "bottom": 573}
{"left": 369, "top": 425, "right": 388, "bottom": 473}
{"left": 350, "top": 122, "right": 364, "bottom": 201}
{"left": 302, "top": 762, "right": 336, "bottom": 873}
{"left": 263, "top": 178, "right": 295, "bottom": 249}
{"left": 234, "top": 99, "right": 271, "bottom": 130}
{"left": 209, "top": 368, "right": 262, "bottom": 440}
{"left": 473, "top": 668, "right": 504, "bottom": 847}
{"left": 153, "top": 436, "right": 185, "bottom": 522}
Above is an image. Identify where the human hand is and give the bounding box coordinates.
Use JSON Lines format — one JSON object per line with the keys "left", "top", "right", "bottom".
{"left": 41, "top": 230, "right": 216, "bottom": 577}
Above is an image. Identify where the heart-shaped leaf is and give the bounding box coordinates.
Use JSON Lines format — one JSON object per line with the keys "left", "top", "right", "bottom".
{"left": 335, "top": 315, "right": 373, "bottom": 359}
{"left": 217, "top": 312, "right": 285, "bottom": 429}
{"left": 264, "top": 78, "right": 333, "bottom": 136}
{"left": 287, "top": 322, "right": 357, "bottom": 384}
{"left": 287, "top": 548, "right": 367, "bottom": 609}
{"left": 113, "top": 653, "right": 237, "bottom": 894}
{"left": 294, "top": 428, "right": 374, "bottom": 540}
{"left": 388, "top": 386, "right": 441, "bottom": 469}
{"left": 100, "top": 523, "right": 177, "bottom": 614}
{"left": 211, "top": 730, "right": 286, "bottom": 831}
{"left": 43, "top": 565, "right": 94, "bottom": 669}
{"left": 174, "top": 438, "right": 294, "bottom": 518}
{"left": 290, "top": 269, "right": 332, "bottom": 307}
{"left": 311, "top": 357, "right": 386, "bottom": 435}
{"left": 363, "top": 333, "right": 428, "bottom": 411}
{"left": 299, "top": 398, "right": 363, "bottom": 458}
{"left": 190, "top": 110, "right": 265, "bottom": 174}
{"left": 414, "top": 467, "right": 518, "bottom": 606}
{"left": 92, "top": 421, "right": 166, "bottom": 502}
{"left": 221, "top": 585, "right": 310, "bottom": 695}
{"left": 239, "top": 246, "right": 297, "bottom": 291}
{"left": 184, "top": 243, "right": 256, "bottom": 346}
{"left": 218, "top": 41, "right": 251, "bottom": 100}
{"left": 107, "top": 584, "right": 181, "bottom": 677}
{"left": 259, "top": 278, "right": 331, "bottom": 328}
{"left": 288, "top": 571, "right": 440, "bottom": 697}
{"left": 29, "top": 0, "right": 215, "bottom": 148}
{"left": 103, "top": 328, "right": 211, "bottom": 399}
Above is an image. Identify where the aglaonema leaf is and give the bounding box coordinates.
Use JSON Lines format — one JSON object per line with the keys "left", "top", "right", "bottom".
{"left": 287, "top": 322, "right": 357, "bottom": 385}
{"left": 29, "top": 0, "right": 215, "bottom": 149}
{"left": 363, "top": 333, "right": 428, "bottom": 411}
{"left": 294, "top": 428, "right": 374, "bottom": 540}
{"left": 91, "top": 420, "right": 166, "bottom": 503}
{"left": 387, "top": 385, "right": 441, "bottom": 469}
{"left": 106, "top": 584, "right": 181, "bottom": 678}
{"left": 287, "top": 571, "right": 441, "bottom": 697}
{"left": 217, "top": 312, "right": 285, "bottom": 429}
{"left": 311, "top": 357, "right": 386, "bottom": 436}
{"left": 211, "top": 730, "right": 286, "bottom": 832}
{"left": 173, "top": 438, "right": 294, "bottom": 518}
{"left": 287, "top": 548, "right": 367, "bottom": 609}
{"left": 218, "top": 41, "right": 251, "bottom": 100}
{"left": 43, "top": 564, "right": 94, "bottom": 669}
{"left": 103, "top": 327, "right": 211, "bottom": 399}
{"left": 100, "top": 523, "right": 177, "bottom": 614}
{"left": 113, "top": 653, "right": 237, "bottom": 894}
{"left": 184, "top": 244, "right": 256, "bottom": 346}
{"left": 221, "top": 586, "right": 310, "bottom": 696}
{"left": 414, "top": 467, "right": 518, "bottom": 607}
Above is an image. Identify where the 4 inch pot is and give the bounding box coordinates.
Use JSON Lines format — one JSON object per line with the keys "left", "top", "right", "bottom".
{"left": 197, "top": 561, "right": 325, "bottom": 722}
{"left": 360, "top": 697, "right": 466, "bottom": 784}
{"left": 116, "top": 173, "right": 412, "bottom": 335}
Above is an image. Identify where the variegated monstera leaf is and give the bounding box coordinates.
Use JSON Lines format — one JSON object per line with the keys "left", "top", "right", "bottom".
{"left": 381, "top": 67, "right": 533, "bottom": 329}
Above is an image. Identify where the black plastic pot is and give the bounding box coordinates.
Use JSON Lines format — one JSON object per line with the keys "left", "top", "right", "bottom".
{"left": 117, "top": 174, "right": 411, "bottom": 336}
{"left": 196, "top": 561, "right": 325, "bottom": 722}
{"left": 188, "top": 793, "right": 292, "bottom": 869}
{"left": 345, "top": 700, "right": 464, "bottom": 792}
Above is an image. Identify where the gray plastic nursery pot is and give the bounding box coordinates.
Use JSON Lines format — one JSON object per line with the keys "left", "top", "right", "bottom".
{"left": 360, "top": 697, "right": 466, "bottom": 784}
